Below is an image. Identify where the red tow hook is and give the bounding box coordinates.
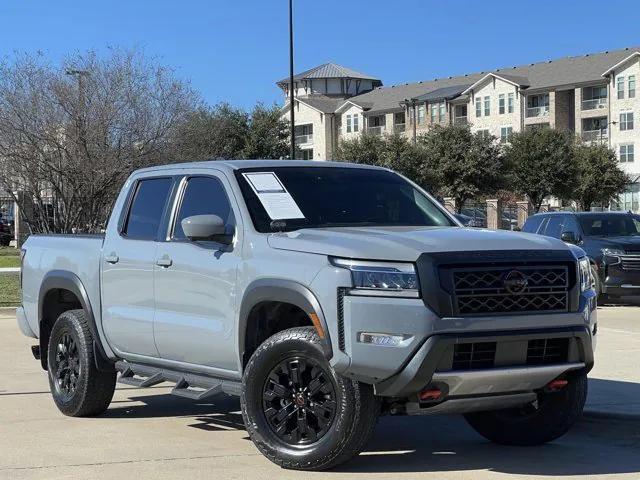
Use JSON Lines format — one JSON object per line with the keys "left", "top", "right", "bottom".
{"left": 419, "top": 387, "right": 443, "bottom": 401}
{"left": 546, "top": 379, "right": 569, "bottom": 392}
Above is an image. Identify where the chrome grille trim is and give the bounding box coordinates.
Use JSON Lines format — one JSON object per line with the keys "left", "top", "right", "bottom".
{"left": 620, "top": 254, "right": 640, "bottom": 271}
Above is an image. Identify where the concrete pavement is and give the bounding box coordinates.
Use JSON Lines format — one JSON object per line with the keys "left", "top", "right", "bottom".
{"left": 1, "top": 306, "right": 639, "bottom": 479}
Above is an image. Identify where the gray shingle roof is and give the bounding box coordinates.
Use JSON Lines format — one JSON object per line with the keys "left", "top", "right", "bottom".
{"left": 411, "top": 84, "right": 472, "bottom": 103}
{"left": 277, "top": 62, "right": 380, "bottom": 85}
{"left": 351, "top": 46, "right": 640, "bottom": 114}
{"left": 285, "top": 95, "right": 345, "bottom": 114}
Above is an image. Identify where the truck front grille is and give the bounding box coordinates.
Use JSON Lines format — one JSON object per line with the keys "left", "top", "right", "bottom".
{"left": 526, "top": 338, "right": 569, "bottom": 365}
{"left": 453, "top": 266, "right": 569, "bottom": 316}
{"left": 452, "top": 342, "right": 497, "bottom": 370}
{"left": 620, "top": 255, "right": 640, "bottom": 271}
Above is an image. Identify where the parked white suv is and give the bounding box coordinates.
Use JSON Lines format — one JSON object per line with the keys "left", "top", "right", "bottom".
{"left": 17, "top": 160, "right": 597, "bottom": 470}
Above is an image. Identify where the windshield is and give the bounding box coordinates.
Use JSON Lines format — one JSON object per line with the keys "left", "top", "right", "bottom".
{"left": 235, "top": 167, "right": 455, "bottom": 233}
{"left": 579, "top": 214, "right": 640, "bottom": 237}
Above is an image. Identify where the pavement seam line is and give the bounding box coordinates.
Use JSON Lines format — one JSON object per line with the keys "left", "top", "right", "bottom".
{"left": 0, "top": 453, "right": 262, "bottom": 471}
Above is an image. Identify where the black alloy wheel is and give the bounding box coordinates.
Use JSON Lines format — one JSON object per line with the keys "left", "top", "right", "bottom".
{"left": 53, "top": 332, "right": 81, "bottom": 401}
{"left": 262, "top": 356, "right": 337, "bottom": 446}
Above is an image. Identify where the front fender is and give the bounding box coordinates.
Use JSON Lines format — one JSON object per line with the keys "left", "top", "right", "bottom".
{"left": 238, "top": 279, "right": 333, "bottom": 366}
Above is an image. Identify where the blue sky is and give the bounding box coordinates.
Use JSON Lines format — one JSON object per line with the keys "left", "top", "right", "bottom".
{"left": 0, "top": 1, "right": 639, "bottom": 109}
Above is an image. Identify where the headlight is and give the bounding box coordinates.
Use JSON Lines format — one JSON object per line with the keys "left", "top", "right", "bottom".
{"left": 330, "top": 258, "right": 420, "bottom": 298}
{"left": 578, "top": 257, "right": 592, "bottom": 292}
{"left": 602, "top": 248, "right": 624, "bottom": 265}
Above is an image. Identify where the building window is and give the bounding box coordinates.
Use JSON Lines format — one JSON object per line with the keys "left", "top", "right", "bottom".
{"left": 353, "top": 114, "right": 359, "bottom": 132}
{"left": 620, "top": 144, "right": 635, "bottom": 162}
{"left": 346, "top": 114, "right": 352, "bottom": 133}
{"left": 298, "top": 148, "right": 313, "bottom": 160}
{"left": 477, "top": 129, "right": 490, "bottom": 139}
{"left": 620, "top": 112, "right": 634, "bottom": 131}
{"left": 629, "top": 76, "right": 636, "bottom": 99}
{"left": 475, "top": 97, "right": 482, "bottom": 117}
{"left": 439, "top": 102, "right": 446, "bottom": 122}
{"left": 499, "top": 94, "right": 505, "bottom": 114}
{"left": 417, "top": 105, "right": 426, "bottom": 124}
{"left": 500, "top": 126, "right": 513, "bottom": 142}
{"left": 430, "top": 103, "right": 437, "bottom": 123}
{"left": 484, "top": 96, "right": 490, "bottom": 116}
{"left": 617, "top": 76, "right": 625, "bottom": 99}
{"left": 508, "top": 93, "right": 515, "bottom": 113}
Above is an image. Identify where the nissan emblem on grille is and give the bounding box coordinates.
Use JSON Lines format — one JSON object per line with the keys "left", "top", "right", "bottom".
{"left": 503, "top": 270, "right": 529, "bottom": 295}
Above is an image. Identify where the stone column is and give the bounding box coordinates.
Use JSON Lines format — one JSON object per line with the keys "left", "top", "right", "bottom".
{"left": 486, "top": 199, "right": 503, "bottom": 230}
{"left": 516, "top": 200, "right": 532, "bottom": 229}
{"left": 443, "top": 197, "right": 457, "bottom": 214}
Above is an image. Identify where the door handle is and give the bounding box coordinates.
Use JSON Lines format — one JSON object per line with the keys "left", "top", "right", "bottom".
{"left": 156, "top": 256, "right": 173, "bottom": 268}
{"left": 104, "top": 254, "right": 119, "bottom": 264}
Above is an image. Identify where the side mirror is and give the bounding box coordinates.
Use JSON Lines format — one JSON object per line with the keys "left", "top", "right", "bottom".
{"left": 561, "top": 231, "right": 578, "bottom": 244}
{"left": 181, "top": 215, "right": 229, "bottom": 243}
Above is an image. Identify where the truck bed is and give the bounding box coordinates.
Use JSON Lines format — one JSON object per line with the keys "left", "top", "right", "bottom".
{"left": 20, "top": 234, "right": 105, "bottom": 338}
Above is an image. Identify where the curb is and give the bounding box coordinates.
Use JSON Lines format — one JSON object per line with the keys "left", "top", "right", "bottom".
{"left": 0, "top": 306, "right": 17, "bottom": 313}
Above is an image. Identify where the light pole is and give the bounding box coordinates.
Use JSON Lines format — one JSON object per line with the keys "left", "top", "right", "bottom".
{"left": 288, "top": 0, "right": 296, "bottom": 160}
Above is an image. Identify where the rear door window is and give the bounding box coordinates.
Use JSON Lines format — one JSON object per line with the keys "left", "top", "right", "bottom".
{"left": 123, "top": 178, "right": 173, "bottom": 240}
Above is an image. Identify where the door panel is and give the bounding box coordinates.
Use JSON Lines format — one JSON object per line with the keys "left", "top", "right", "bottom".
{"left": 153, "top": 175, "right": 241, "bottom": 370}
{"left": 153, "top": 243, "right": 239, "bottom": 369}
{"left": 101, "top": 176, "right": 174, "bottom": 357}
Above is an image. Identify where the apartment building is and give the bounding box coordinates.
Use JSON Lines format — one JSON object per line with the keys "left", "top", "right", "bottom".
{"left": 278, "top": 47, "right": 640, "bottom": 210}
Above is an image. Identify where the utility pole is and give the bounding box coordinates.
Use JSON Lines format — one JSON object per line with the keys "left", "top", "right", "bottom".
{"left": 288, "top": 0, "right": 296, "bottom": 160}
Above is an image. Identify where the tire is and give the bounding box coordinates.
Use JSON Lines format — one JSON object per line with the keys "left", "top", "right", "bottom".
{"left": 47, "top": 309, "right": 116, "bottom": 417}
{"left": 241, "top": 327, "right": 380, "bottom": 471}
{"left": 464, "top": 372, "right": 588, "bottom": 446}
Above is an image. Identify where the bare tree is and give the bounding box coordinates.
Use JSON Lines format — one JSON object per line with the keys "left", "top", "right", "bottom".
{"left": 0, "top": 49, "right": 198, "bottom": 234}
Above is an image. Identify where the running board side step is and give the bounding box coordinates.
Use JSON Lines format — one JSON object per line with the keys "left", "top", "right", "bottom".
{"left": 115, "top": 361, "right": 242, "bottom": 399}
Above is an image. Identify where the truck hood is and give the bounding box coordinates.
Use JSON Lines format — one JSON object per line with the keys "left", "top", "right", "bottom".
{"left": 268, "top": 226, "right": 570, "bottom": 261}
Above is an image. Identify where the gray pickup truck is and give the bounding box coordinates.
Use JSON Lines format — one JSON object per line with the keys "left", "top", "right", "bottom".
{"left": 17, "top": 160, "right": 597, "bottom": 470}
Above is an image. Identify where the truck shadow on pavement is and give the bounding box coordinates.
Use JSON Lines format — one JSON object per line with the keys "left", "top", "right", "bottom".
{"left": 102, "top": 379, "right": 640, "bottom": 476}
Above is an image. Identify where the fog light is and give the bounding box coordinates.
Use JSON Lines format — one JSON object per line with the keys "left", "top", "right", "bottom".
{"left": 358, "top": 332, "right": 410, "bottom": 347}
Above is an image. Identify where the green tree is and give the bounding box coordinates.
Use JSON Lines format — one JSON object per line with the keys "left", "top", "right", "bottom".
{"left": 173, "top": 103, "right": 249, "bottom": 160}
{"left": 418, "top": 124, "right": 505, "bottom": 212}
{"left": 243, "top": 103, "right": 289, "bottom": 159}
{"left": 505, "top": 128, "right": 576, "bottom": 212}
{"left": 335, "top": 132, "right": 386, "bottom": 166}
{"left": 336, "top": 133, "right": 436, "bottom": 190}
{"left": 573, "top": 143, "right": 628, "bottom": 211}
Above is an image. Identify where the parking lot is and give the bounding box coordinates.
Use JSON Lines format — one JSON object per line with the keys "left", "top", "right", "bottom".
{"left": 1, "top": 305, "right": 639, "bottom": 480}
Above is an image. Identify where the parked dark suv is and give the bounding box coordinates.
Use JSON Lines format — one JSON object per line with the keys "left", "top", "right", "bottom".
{"left": 523, "top": 211, "right": 640, "bottom": 300}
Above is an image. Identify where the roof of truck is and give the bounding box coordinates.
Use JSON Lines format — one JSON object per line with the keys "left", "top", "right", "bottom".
{"left": 134, "top": 159, "right": 386, "bottom": 174}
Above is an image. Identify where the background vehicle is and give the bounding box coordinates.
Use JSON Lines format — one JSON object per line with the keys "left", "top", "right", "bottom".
{"left": 17, "top": 161, "right": 596, "bottom": 470}
{"left": 523, "top": 211, "right": 640, "bottom": 301}
{"left": 0, "top": 218, "right": 11, "bottom": 246}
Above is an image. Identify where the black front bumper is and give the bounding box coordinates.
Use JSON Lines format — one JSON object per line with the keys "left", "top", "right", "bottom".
{"left": 373, "top": 326, "right": 594, "bottom": 398}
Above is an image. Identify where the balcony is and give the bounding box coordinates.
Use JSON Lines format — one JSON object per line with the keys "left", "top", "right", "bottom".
{"left": 581, "top": 98, "right": 608, "bottom": 111}
{"left": 582, "top": 129, "right": 608, "bottom": 143}
{"left": 454, "top": 116, "right": 468, "bottom": 125}
{"left": 367, "top": 126, "right": 385, "bottom": 136}
{"left": 394, "top": 124, "right": 406, "bottom": 134}
{"left": 526, "top": 106, "right": 549, "bottom": 118}
{"left": 295, "top": 134, "right": 313, "bottom": 145}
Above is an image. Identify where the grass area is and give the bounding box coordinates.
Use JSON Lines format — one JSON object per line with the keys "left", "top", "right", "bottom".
{"left": 0, "top": 273, "right": 20, "bottom": 306}
{"left": 0, "top": 256, "right": 19, "bottom": 268}
{"left": 0, "top": 246, "right": 19, "bottom": 256}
